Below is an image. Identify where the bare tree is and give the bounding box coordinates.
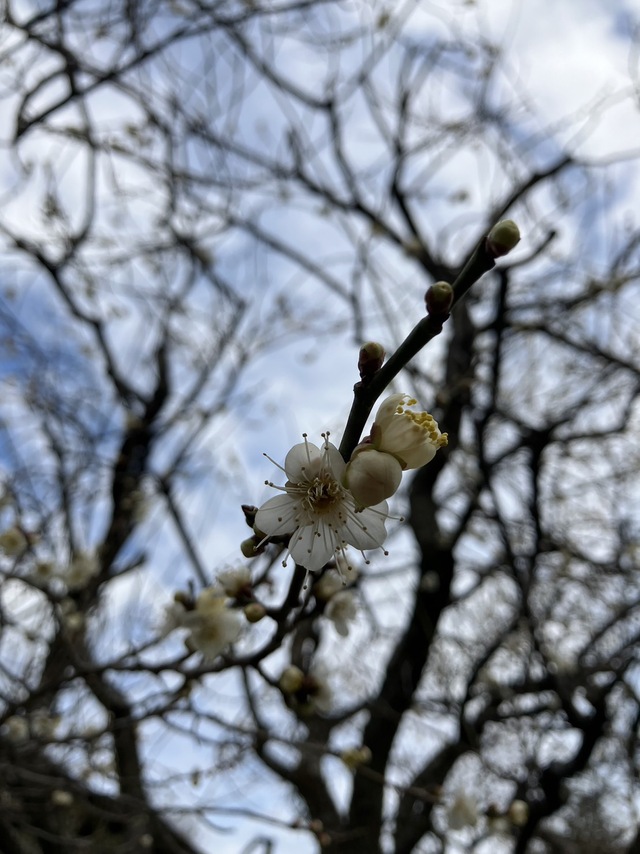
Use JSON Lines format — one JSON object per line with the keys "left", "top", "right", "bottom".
{"left": 1, "top": 1, "right": 639, "bottom": 853}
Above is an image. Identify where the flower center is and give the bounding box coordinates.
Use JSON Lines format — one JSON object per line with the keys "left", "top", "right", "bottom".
{"left": 301, "top": 474, "right": 343, "bottom": 516}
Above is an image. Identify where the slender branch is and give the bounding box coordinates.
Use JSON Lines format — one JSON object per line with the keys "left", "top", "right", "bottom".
{"left": 338, "top": 233, "right": 497, "bottom": 459}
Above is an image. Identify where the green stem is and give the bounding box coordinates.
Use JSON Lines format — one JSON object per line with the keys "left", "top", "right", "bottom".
{"left": 338, "top": 234, "right": 496, "bottom": 460}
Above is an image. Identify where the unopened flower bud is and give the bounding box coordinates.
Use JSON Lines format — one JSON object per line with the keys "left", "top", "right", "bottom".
{"left": 425, "top": 281, "right": 454, "bottom": 317}
{"left": 358, "top": 342, "right": 386, "bottom": 380}
{"left": 486, "top": 220, "right": 520, "bottom": 257}
{"left": 3, "top": 715, "right": 29, "bottom": 743}
{"left": 345, "top": 449, "right": 402, "bottom": 507}
{"left": 244, "top": 602, "right": 266, "bottom": 623}
{"left": 508, "top": 799, "right": 529, "bottom": 827}
{"left": 279, "top": 665, "right": 305, "bottom": 694}
{"left": 240, "top": 535, "right": 264, "bottom": 558}
{"left": 51, "top": 790, "right": 74, "bottom": 807}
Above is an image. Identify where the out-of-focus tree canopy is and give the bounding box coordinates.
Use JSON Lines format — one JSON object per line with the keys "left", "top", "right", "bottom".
{"left": 1, "top": 1, "right": 639, "bottom": 852}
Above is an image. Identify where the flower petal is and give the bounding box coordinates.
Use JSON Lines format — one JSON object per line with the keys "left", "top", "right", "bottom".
{"left": 255, "top": 494, "right": 300, "bottom": 536}
{"left": 374, "top": 393, "right": 406, "bottom": 430}
{"left": 284, "top": 441, "right": 322, "bottom": 482}
{"left": 341, "top": 502, "right": 388, "bottom": 551}
{"left": 322, "top": 441, "right": 346, "bottom": 479}
{"left": 290, "top": 523, "right": 336, "bottom": 572}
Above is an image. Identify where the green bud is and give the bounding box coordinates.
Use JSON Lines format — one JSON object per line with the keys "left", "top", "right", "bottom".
{"left": 358, "top": 342, "right": 386, "bottom": 379}
{"left": 240, "top": 536, "right": 263, "bottom": 558}
{"left": 425, "top": 281, "right": 454, "bottom": 316}
{"left": 244, "top": 602, "right": 267, "bottom": 623}
{"left": 279, "top": 665, "right": 305, "bottom": 694}
{"left": 486, "top": 220, "right": 520, "bottom": 257}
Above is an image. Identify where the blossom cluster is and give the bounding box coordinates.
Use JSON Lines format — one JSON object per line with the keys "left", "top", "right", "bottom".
{"left": 254, "top": 393, "right": 447, "bottom": 571}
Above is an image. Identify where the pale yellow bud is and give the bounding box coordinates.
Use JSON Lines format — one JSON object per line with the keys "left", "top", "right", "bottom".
{"left": 425, "top": 281, "right": 454, "bottom": 316}
{"left": 279, "top": 665, "right": 305, "bottom": 694}
{"left": 51, "top": 790, "right": 73, "bottom": 807}
{"left": 345, "top": 449, "right": 402, "bottom": 506}
{"left": 508, "top": 799, "right": 529, "bottom": 827}
{"left": 244, "top": 602, "right": 266, "bottom": 623}
{"left": 358, "top": 342, "right": 386, "bottom": 379}
{"left": 240, "top": 536, "right": 263, "bottom": 558}
{"left": 486, "top": 220, "right": 520, "bottom": 257}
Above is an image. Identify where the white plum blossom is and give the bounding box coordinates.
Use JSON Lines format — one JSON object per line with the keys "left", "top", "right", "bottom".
{"left": 165, "top": 588, "right": 243, "bottom": 660}
{"left": 367, "top": 393, "right": 448, "bottom": 470}
{"left": 325, "top": 589, "right": 358, "bottom": 636}
{"left": 216, "top": 565, "right": 252, "bottom": 598}
{"left": 255, "top": 435, "right": 389, "bottom": 572}
{"left": 344, "top": 448, "right": 403, "bottom": 507}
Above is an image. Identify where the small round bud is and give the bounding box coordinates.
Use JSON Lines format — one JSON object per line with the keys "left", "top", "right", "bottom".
{"left": 425, "top": 281, "right": 454, "bottom": 317}
{"left": 358, "top": 342, "right": 386, "bottom": 379}
{"left": 279, "top": 665, "right": 305, "bottom": 694}
{"left": 2, "top": 715, "right": 29, "bottom": 743}
{"left": 240, "top": 536, "right": 263, "bottom": 558}
{"left": 244, "top": 602, "right": 266, "bottom": 623}
{"left": 51, "top": 789, "right": 74, "bottom": 807}
{"left": 345, "top": 449, "right": 402, "bottom": 507}
{"left": 508, "top": 799, "right": 529, "bottom": 827}
{"left": 486, "top": 220, "right": 520, "bottom": 257}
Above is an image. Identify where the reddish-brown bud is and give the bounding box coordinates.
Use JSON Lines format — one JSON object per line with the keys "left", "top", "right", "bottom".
{"left": 241, "top": 504, "right": 258, "bottom": 528}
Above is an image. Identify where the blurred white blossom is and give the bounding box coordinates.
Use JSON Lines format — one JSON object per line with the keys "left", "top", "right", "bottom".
{"left": 216, "top": 566, "right": 252, "bottom": 598}
{"left": 0, "top": 526, "right": 27, "bottom": 556}
{"left": 165, "top": 588, "right": 243, "bottom": 660}
{"left": 314, "top": 564, "right": 359, "bottom": 601}
{"left": 325, "top": 589, "right": 358, "bottom": 636}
